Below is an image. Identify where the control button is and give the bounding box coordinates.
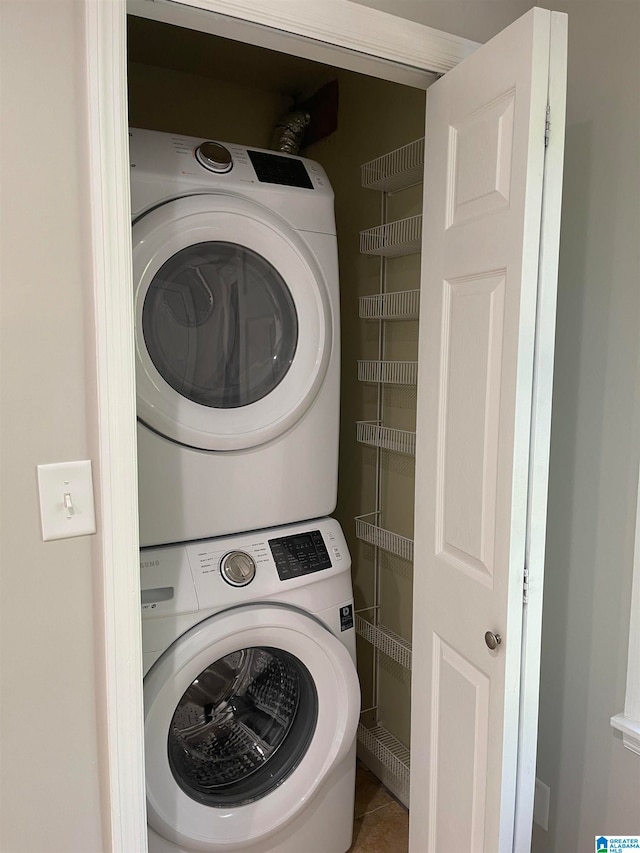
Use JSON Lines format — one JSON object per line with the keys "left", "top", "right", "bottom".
{"left": 220, "top": 551, "right": 256, "bottom": 586}
{"left": 195, "top": 142, "right": 233, "bottom": 174}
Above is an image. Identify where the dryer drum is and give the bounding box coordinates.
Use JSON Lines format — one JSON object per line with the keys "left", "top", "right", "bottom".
{"left": 142, "top": 241, "right": 299, "bottom": 409}
{"left": 161, "top": 264, "right": 215, "bottom": 328}
{"left": 167, "top": 646, "right": 318, "bottom": 808}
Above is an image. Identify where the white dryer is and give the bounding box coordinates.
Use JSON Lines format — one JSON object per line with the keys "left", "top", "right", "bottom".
{"left": 141, "top": 517, "right": 359, "bottom": 853}
{"left": 130, "top": 128, "right": 341, "bottom": 546}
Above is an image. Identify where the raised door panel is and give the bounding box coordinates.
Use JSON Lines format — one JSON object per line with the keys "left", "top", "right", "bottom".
{"left": 439, "top": 271, "right": 505, "bottom": 583}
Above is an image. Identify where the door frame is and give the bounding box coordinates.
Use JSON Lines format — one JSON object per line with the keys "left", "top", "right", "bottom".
{"left": 85, "top": 2, "right": 487, "bottom": 849}
{"left": 513, "top": 13, "right": 567, "bottom": 850}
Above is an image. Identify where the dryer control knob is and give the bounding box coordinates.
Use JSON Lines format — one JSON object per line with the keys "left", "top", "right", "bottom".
{"left": 220, "top": 551, "right": 256, "bottom": 587}
{"left": 195, "top": 142, "right": 233, "bottom": 174}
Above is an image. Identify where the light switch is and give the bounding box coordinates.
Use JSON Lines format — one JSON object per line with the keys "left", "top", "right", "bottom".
{"left": 534, "top": 777, "right": 550, "bottom": 831}
{"left": 37, "top": 460, "right": 96, "bottom": 541}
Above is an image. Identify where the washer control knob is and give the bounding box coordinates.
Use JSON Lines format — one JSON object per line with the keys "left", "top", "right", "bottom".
{"left": 195, "top": 141, "right": 233, "bottom": 174}
{"left": 221, "top": 551, "right": 256, "bottom": 587}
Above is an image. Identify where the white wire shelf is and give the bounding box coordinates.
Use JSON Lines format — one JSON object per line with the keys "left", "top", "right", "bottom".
{"left": 360, "top": 215, "right": 422, "bottom": 258}
{"left": 359, "top": 289, "right": 420, "bottom": 320}
{"left": 357, "top": 421, "right": 416, "bottom": 456}
{"left": 355, "top": 513, "right": 414, "bottom": 561}
{"left": 357, "top": 724, "right": 411, "bottom": 792}
{"left": 361, "top": 138, "right": 425, "bottom": 192}
{"left": 357, "top": 360, "right": 418, "bottom": 386}
{"left": 356, "top": 614, "right": 412, "bottom": 670}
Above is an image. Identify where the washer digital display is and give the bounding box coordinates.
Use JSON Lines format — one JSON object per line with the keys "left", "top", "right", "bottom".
{"left": 268, "top": 530, "right": 332, "bottom": 580}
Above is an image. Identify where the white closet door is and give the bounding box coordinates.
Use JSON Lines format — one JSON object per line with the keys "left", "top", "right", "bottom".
{"left": 410, "top": 8, "right": 565, "bottom": 852}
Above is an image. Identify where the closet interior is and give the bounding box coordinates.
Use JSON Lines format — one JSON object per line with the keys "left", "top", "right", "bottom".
{"left": 128, "top": 13, "right": 433, "bottom": 811}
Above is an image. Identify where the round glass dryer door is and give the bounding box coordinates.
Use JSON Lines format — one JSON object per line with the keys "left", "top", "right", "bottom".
{"left": 142, "top": 243, "right": 298, "bottom": 410}
{"left": 133, "top": 194, "right": 332, "bottom": 451}
{"left": 144, "top": 606, "right": 360, "bottom": 851}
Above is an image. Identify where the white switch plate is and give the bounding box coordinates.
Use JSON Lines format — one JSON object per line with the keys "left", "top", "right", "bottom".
{"left": 533, "top": 777, "right": 550, "bottom": 831}
{"left": 37, "top": 460, "right": 96, "bottom": 541}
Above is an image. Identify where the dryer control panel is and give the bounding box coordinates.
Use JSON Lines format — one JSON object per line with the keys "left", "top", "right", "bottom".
{"left": 129, "top": 127, "right": 336, "bottom": 237}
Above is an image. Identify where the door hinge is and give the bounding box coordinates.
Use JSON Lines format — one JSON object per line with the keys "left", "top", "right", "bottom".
{"left": 523, "top": 564, "right": 530, "bottom": 604}
{"left": 544, "top": 104, "right": 551, "bottom": 147}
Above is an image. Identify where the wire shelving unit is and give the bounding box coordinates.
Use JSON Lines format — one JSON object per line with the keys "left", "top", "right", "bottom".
{"left": 354, "top": 137, "right": 424, "bottom": 808}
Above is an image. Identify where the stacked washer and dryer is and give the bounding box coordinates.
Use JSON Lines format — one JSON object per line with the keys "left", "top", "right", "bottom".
{"left": 131, "top": 128, "right": 360, "bottom": 853}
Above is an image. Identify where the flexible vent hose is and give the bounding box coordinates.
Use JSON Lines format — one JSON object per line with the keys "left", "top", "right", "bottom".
{"left": 271, "top": 111, "right": 310, "bottom": 154}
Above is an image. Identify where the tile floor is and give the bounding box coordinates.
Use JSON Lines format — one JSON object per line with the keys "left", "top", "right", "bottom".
{"left": 349, "top": 762, "right": 409, "bottom": 852}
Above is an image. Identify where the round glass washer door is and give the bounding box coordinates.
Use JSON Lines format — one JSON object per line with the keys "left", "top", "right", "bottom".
{"left": 133, "top": 194, "right": 333, "bottom": 451}
{"left": 168, "top": 646, "right": 317, "bottom": 809}
{"left": 144, "top": 605, "right": 360, "bottom": 851}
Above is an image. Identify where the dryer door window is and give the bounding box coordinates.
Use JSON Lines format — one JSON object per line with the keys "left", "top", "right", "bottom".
{"left": 168, "top": 646, "right": 317, "bottom": 807}
{"left": 142, "top": 242, "right": 298, "bottom": 409}
{"left": 133, "top": 194, "right": 334, "bottom": 451}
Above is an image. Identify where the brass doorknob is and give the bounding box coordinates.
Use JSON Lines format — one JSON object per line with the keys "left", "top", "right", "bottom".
{"left": 485, "top": 631, "right": 502, "bottom": 650}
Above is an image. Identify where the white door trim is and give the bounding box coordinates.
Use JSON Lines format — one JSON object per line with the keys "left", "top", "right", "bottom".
{"left": 85, "top": 1, "right": 147, "bottom": 849}
{"left": 90, "top": 1, "right": 480, "bottom": 848}
{"left": 127, "top": 0, "right": 479, "bottom": 84}
{"left": 513, "top": 12, "right": 568, "bottom": 851}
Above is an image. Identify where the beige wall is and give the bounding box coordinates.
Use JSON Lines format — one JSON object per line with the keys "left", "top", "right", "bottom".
{"left": 531, "top": 0, "right": 640, "bottom": 847}
{"left": 354, "top": 0, "right": 640, "bottom": 846}
{"left": 349, "top": 0, "right": 530, "bottom": 42}
{"left": 0, "top": 2, "right": 104, "bottom": 851}
{"left": 128, "top": 62, "right": 291, "bottom": 149}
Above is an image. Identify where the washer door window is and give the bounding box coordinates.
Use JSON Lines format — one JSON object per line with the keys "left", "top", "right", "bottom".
{"left": 133, "top": 195, "right": 332, "bottom": 451}
{"left": 168, "top": 647, "right": 316, "bottom": 808}
{"left": 144, "top": 606, "right": 360, "bottom": 851}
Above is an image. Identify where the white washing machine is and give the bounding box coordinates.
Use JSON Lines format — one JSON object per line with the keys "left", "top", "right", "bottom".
{"left": 141, "top": 517, "right": 360, "bottom": 853}
{"left": 130, "top": 128, "right": 341, "bottom": 546}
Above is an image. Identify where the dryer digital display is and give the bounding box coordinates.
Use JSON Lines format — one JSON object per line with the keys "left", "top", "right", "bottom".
{"left": 248, "top": 150, "right": 314, "bottom": 189}
{"left": 269, "top": 530, "right": 332, "bottom": 580}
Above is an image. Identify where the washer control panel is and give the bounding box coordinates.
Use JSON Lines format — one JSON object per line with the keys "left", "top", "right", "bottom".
{"left": 140, "top": 518, "right": 350, "bottom": 618}
{"left": 268, "top": 529, "right": 332, "bottom": 581}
